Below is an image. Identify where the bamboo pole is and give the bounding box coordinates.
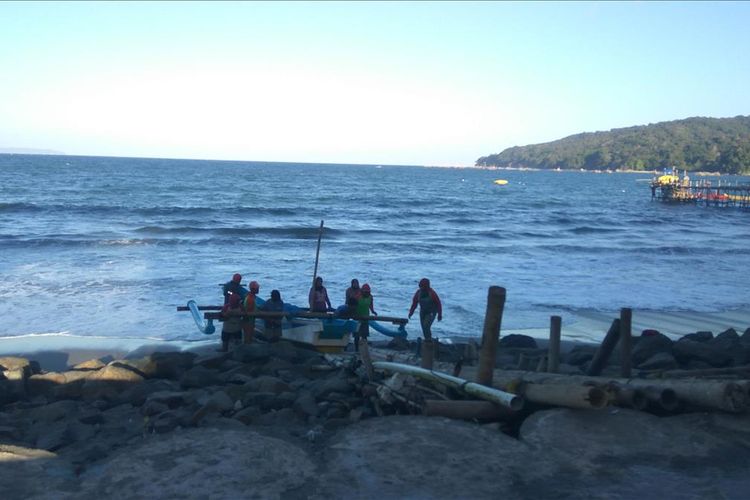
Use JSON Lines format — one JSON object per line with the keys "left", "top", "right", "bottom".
{"left": 547, "top": 315, "right": 561, "bottom": 373}
{"left": 620, "top": 308, "right": 632, "bottom": 378}
{"left": 586, "top": 319, "right": 621, "bottom": 376}
{"left": 476, "top": 286, "right": 506, "bottom": 386}
{"left": 373, "top": 361, "right": 523, "bottom": 410}
{"left": 521, "top": 382, "right": 608, "bottom": 410}
{"left": 358, "top": 340, "right": 375, "bottom": 380}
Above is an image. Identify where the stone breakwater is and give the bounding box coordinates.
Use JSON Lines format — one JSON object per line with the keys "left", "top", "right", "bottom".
{"left": 2, "top": 335, "right": 750, "bottom": 499}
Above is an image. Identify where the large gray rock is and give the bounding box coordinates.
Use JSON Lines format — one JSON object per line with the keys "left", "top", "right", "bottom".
{"left": 638, "top": 351, "right": 679, "bottom": 370}
{"left": 77, "top": 428, "right": 316, "bottom": 498}
{"left": 631, "top": 332, "right": 673, "bottom": 366}
{"left": 179, "top": 365, "right": 222, "bottom": 389}
{"left": 673, "top": 338, "right": 732, "bottom": 367}
{"left": 0, "top": 356, "right": 40, "bottom": 373}
{"left": 709, "top": 328, "right": 747, "bottom": 365}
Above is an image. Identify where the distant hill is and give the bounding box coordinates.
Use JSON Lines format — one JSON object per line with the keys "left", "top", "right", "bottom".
{"left": 476, "top": 116, "right": 750, "bottom": 174}
{"left": 0, "top": 148, "right": 65, "bottom": 155}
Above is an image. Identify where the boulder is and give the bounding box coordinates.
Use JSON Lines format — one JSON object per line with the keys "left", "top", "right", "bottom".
{"left": 232, "top": 406, "right": 262, "bottom": 425}
{"left": 146, "top": 410, "right": 182, "bottom": 434}
{"left": 179, "top": 365, "right": 222, "bottom": 389}
{"left": 740, "top": 327, "right": 750, "bottom": 347}
{"left": 682, "top": 331, "right": 714, "bottom": 343}
{"left": 207, "top": 391, "right": 235, "bottom": 413}
{"left": 0, "top": 357, "right": 40, "bottom": 374}
{"left": 232, "top": 344, "right": 272, "bottom": 364}
{"left": 499, "top": 334, "right": 538, "bottom": 349}
{"left": 150, "top": 352, "right": 197, "bottom": 379}
{"left": 27, "top": 372, "right": 67, "bottom": 397}
{"left": 673, "top": 338, "right": 732, "bottom": 367}
{"left": 293, "top": 391, "right": 319, "bottom": 418}
{"left": 246, "top": 375, "right": 291, "bottom": 395}
{"left": 565, "top": 345, "right": 597, "bottom": 366}
{"left": 709, "top": 328, "right": 747, "bottom": 365}
{"left": 258, "top": 392, "right": 296, "bottom": 412}
{"left": 27, "top": 399, "right": 80, "bottom": 424}
{"left": 194, "top": 351, "right": 232, "bottom": 370}
{"left": 637, "top": 352, "right": 679, "bottom": 370}
{"left": 631, "top": 332, "right": 673, "bottom": 366}
{"left": 73, "top": 359, "right": 107, "bottom": 370}
{"left": 144, "top": 391, "right": 195, "bottom": 409}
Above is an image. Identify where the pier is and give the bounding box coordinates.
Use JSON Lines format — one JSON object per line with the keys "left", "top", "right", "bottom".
{"left": 651, "top": 171, "right": 750, "bottom": 209}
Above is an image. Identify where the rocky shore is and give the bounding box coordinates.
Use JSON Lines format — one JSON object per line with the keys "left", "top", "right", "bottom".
{"left": 3, "top": 326, "right": 750, "bottom": 499}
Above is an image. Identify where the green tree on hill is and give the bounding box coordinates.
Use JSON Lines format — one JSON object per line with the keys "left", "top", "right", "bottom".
{"left": 477, "top": 116, "right": 750, "bottom": 174}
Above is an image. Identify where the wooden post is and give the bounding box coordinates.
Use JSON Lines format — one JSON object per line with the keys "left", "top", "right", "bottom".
{"left": 547, "top": 315, "right": 561, "bottom": 373}
{"left": 586, "top": 319, "right": 621, "bottom": 376}
{"left": 620, "top": 308, "right": 632, "bottom": 378}
{"left": 420, "top": 339, "right": 435, "bottom": 370}
{"left": 476, "top": 286, "right": 506, "bottom": 386}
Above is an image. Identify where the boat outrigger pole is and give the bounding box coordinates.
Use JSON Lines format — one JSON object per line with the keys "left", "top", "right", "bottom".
{"left": 311, "top": 219, "right": 324, "bottom": 291}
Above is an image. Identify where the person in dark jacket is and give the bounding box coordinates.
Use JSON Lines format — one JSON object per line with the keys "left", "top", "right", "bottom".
{"left": 260, "top": 289, "right": 284, "bottom": 342}
{"left": 222, "top": 273, "right": 244, "bottom": 304}
{"left": 408, "top": 278, "right": 443, "bottom": 341}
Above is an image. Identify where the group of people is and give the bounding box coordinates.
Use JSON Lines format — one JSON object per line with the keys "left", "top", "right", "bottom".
{"left": 219, "top": 273, "right": 442, "bottom": 351}
{"left": 219, "top": 273, "right": 284, "bottom": 352}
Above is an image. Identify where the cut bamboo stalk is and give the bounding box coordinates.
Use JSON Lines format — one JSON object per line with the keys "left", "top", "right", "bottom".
{"left": 620, "top": 308, "right": 632, "bottom": 378}
{"left": 547, "top": 315, "right": 561, "bottom": 373}
{"left": 608, "top": 385, "right": 648, "bottom": 411}
{"left": 423, "top": 400, "right": 516, "bottom": 420}
{"left": 358, "top": 341, "right": 375, "bottom": 380}
{"left": 520, "top": 382, "right": 608, "bottom": 410}
{"left": 477, "top": 286, "right": 506, "bottom": 386}
{"left": 586, "top": 319, "right": 621, "bottom": 376}
{"left": 373, "top": 361, "right": 523, "bottom": 410}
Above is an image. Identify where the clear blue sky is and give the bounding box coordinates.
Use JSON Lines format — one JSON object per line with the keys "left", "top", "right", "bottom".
{"left": 1, "top": 1, "right": 749, "bottom": 165}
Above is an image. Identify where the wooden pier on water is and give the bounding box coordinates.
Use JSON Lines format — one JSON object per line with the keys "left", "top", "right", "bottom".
{"left": 651, "top": 173, "right": 750, "bottom": 209}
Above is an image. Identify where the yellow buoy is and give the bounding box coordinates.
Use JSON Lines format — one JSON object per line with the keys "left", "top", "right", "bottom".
{"left": 493, "top": 179, "right": 508, "bottom": 185}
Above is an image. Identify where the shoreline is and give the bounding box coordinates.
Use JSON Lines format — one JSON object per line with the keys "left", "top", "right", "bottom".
{"left": 2, "top": 308, "right": 748, "bottom": 371}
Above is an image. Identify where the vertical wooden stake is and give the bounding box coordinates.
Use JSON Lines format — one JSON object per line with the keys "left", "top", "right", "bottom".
{"left": 420, "top": 339, "right": 435, "bottom": 370}
{"left": 620, "top": 308, "right": 633, "bottom": 378}
{"left": 547, "top": 315, "right": 561, "bottom": 373}
{"left": 476, "top": 286, "right": 506, "bottom": 386}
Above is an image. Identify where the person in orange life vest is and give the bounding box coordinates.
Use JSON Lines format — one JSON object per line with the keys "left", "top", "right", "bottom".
{"left": 309, "top": 276, "right": 332, "bottom": 313}
{"left": 220, "top": 292, "right": 243, "bottom": 352}
{"left": 408, "top": 278, "right": 442, "bottom": 341}
{"left": 242, "top": 280, "right": 260, "bottom": 344}
{"left": 354, "top": 283, "right": 377, "bottom": 351}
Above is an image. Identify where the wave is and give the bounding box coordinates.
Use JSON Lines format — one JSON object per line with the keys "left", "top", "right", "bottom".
{"left": 0, "top": 202, "right": 300, "bottom": 218}
{"left": 0, "top": 202, "right": 43, "bottom": 213}
{"left": 134, "top": 225, "right": 345, "bottom": 239}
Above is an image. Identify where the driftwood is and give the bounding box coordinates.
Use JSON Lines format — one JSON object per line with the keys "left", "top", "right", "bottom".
{"left": 372, "top": 361, "right": 523, "bottom": 410}
{"left": 547, "top": 315, "right": 561, "bottom": 373}
{"left": 520, "top": 382, "right": 608, "bottom": 410}
{"left": 484, "top": 369, "right": 747, "bottom": 413}
{"left": 477, "top": 287, "right": 506, "bottom": 385}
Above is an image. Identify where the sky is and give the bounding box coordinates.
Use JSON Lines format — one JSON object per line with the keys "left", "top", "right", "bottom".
{"left": 1, "top": 1, "right": 749, "bottom": 166}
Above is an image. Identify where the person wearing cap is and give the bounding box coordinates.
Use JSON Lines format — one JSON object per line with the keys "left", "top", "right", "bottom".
{"left": 354, "top": 283, "right": 377, "bottom": 351}
{"left": 222, "top": 273, "right": 244, "bottom": 305}
{"left": 408, "top": 278, "right": 443, "bottom": 341}
{"left": 220, "top": 292, "right": 243, "bottom": 351}
{"left": 241, "top": 280, "right": 260, "bottom": 344}
{"left": 259, "top": 289, "right": 284, "bottom": 342}
{"left": 309, "top": 276, "right": 332, "bottom": 313}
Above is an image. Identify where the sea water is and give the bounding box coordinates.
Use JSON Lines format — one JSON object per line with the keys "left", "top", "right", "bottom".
{"left": 1, "top": 154, "right": 749, "bottom": 344}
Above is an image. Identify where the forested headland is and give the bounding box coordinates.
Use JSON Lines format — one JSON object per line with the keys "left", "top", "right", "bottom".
{"left": 476, "top": 116, "right": 750, "bottom": 174}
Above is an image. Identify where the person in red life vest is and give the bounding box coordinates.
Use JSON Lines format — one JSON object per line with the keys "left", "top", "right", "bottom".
{"left": 220, "top": 292, "right": 243, "bottom": 352}
{"left": 242, "top": 280, "right": 260, "bottom": 344}
{"left": 309, "top": 276, "right": 332, "bottom": 313}
{"left": 222, "top": 273, "right": 243, "bottom": 304}
{"left": 408, "top": 278, "right": 443, "bottom": 341}
{"left": 354, "top": 283, "right": 377, "bottom": 351}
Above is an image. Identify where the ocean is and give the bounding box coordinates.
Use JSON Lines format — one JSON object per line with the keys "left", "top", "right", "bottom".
{"left": 1, "top": 154, "right": 749, "bottom": 344}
